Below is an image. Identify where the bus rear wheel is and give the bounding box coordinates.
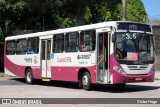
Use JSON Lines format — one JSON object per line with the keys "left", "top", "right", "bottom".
{"left": 25, "top": 69, "right": 34, "bottom": 84}
{"left": 82, "top": 71, "right": 92, "bottom": 91}
{"left": 114, "top": 83, "right": 126, "bottom": 89}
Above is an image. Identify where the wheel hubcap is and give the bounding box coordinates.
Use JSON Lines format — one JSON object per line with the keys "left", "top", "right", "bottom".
{"left": 82, "top": 75, "right": 88, "bottom": 86}
{"left": 27, "top": 72, "right": 31, "bottom": 82}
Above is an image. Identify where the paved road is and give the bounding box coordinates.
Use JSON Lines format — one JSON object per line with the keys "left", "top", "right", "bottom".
{"left": 0, "top": 77, "right": 160, "bottom": 107}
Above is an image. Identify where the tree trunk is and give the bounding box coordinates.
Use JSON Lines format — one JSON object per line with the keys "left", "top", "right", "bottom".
{"left": 0, "top": 23, "right": 6, "bottom": 40}
{"left": 122, "top": 0, "right": 127, "bottom": 21}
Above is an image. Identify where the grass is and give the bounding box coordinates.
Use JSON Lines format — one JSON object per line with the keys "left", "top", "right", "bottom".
{"left": 155, "top": 78, "right": 160, "bottom": 80}
{"left": 0, "top": 73, "right": 4, "bottom": 77}
{"left": 0, "top": 73, "right": 14, "bottom": 77}
{"left": 155, "top": 64, "right": 160, "bottom": 71}
{"left": 154, "top": 64, "right": 160, "bottom": 80}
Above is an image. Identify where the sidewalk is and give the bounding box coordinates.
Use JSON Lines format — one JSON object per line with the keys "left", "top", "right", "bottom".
{"left": 0, "top": 72, "right": 13, "bottom": 77}
{"left": 155, "top": 71, "right": 160, "bottom": 80}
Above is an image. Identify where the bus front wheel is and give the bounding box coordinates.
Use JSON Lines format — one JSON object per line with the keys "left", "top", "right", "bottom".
{"left": 82, "top": 71, "right": 92, "bottom": 91}
{"left": 25, "top": 69, "right": 34, "bottom": 84}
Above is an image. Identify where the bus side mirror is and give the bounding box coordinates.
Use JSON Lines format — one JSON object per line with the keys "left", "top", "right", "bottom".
{"left": 112, "top": 33, "right": 116, "bottom": 42}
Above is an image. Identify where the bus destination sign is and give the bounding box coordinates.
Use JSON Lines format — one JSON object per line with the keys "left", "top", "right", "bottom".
{"left": 117, "top": 22, "right": 151, "bottom": 32}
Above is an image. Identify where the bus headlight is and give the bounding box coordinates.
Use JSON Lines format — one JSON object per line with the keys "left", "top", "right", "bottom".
{"left": 149, "top": 66, "right": 155, "bottom": 73}
{"left": 113, "top": 66, "right": 126, "bottom": 74}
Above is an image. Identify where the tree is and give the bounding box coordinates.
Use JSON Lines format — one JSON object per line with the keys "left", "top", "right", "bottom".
{"left": 0, "top": 0, "right": 148, "bottom": 44}
{"left": 0, "top": 0, "right": 8, "bottom": 40}
{"left": 120, "top": 0, "right": 147, "bottom": 23}
{"left": 84, "top": 0, "right": 119, "bottom": 24}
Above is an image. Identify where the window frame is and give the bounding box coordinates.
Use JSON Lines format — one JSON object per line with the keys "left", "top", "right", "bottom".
{"left": 27, "top": 37, "right": 39, "bottom": 54}
{"left": 16, "top": 39, "right": 27, "bottom": 55}
{"left": 79, "top": 30, "right": 96, "bottom": 52}
{"left": 53, "top": 33, "right": 64, "bottom": 53}
{"left": 6, "top": 40, "right": 16, "bottom": 55}
{"left": 65, "top": 32, "right": 79, "bottom": 53}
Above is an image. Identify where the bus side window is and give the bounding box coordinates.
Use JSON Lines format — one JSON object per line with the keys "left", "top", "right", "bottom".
{"left": 65, "top": 32, "right": 79, "bottom": 52}
{"left": 16, "top": 39, "right": 27, "bottom": 55}
{"left": 80, "top": 30, "right": 96, "bottom": 52}
{"left": 6, "top": 40, "right": 16, "bottom": 55}
{"left": 27, "top": 37, "right": 39, "bottom": 54}
{"left": 53, "top": 34, "right": 64, "bottom": 53}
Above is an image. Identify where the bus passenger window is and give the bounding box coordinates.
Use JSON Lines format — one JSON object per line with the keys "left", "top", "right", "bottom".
{"left": 80, "top": 41, "right": 87, "bottom": 51}
{"left": 80, "top": 30, "right": 96, "bottom": 52}
{"left": 65, "top": 32, "right": 79, "bottom": 52}
{"left": 27, "top": 37, "right": 39, "bottom": 54}
{"left": 16, "top": 39, "right": 27, "bottom": 55}
{"left": 6, "top": 40, "right": 16, "bottom": 55}
{"left": 53, "top": 34, "right": 64, "bottom": 53}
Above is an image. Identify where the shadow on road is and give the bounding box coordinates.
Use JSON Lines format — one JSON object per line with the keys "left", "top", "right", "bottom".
{"left": 9, "top": 78, "right": 81, "bottom": 89}
{"left": 92, "top": 84, "right": 160, "bottom": 93}
{"left": 9, "top": 78, "right": 160, "bottom": 93}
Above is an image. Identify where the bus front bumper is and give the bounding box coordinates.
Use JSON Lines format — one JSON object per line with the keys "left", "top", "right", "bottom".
{"left": 112, "top": 71, "right": 155, "bottom": 84}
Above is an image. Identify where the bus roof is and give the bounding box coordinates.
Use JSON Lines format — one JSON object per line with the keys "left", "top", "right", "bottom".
{"left": 5, "top": 21, "right": 151, "bottom": 40}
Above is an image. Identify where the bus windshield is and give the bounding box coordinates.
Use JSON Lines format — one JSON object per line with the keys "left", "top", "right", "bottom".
{"left": 114, "top": 32, "right": 154, "bottom": 61}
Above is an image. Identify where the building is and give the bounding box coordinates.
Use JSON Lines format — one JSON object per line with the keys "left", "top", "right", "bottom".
{"left": 149, "top": 18, "right": 160, "bottom": 65}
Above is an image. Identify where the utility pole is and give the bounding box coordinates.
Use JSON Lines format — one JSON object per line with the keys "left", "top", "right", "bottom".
{"left": 122, "top": 0, "right": 127, "bottom": 21}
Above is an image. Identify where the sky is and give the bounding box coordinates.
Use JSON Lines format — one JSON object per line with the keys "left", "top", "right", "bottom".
{"left": 142, "top": 0, "right": 160, "bottom": 18}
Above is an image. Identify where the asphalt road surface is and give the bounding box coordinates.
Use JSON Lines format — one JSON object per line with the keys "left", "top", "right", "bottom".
{"left": 0, "top": 77, "right": 160, "bottom": 107}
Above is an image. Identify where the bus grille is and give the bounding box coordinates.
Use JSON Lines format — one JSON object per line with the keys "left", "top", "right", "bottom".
{"left": 127, "top": 65, "right": 149, "bottom": 70}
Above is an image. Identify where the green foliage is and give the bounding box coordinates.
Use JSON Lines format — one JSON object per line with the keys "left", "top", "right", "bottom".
{"left": 84, "top": 6, "right": 92, "bottom": 24}
{"left": 98, "top": 2, "right": 112, "bottom": 22}
{"left": 127, "top": 0, "right": 148, "bottom": 23}
{"left": 84, "top": 0, "right": 122, "bottom": 23}
{"left": 53, "top": 13, "right": 73, "bottom": 28}
{"left": 0, "top": 28, "right": 3, "bottom": 44}
{"left": 0, "top": 0, "right": 148, "bottom": 44}
{"left": 0, "top": 0, "right": 8, "bottom": 43}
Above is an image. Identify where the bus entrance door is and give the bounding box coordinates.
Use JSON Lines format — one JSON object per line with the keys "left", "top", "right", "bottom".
{"left": 97, "top": 33, "right": 110, "bottom": 83}
{"left": 41, "top": 39, "right": 51, "bottom": 79}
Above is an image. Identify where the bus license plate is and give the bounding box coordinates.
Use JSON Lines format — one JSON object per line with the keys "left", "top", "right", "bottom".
{"left": 135, "top": 78, "right": 142, "bottom": 81}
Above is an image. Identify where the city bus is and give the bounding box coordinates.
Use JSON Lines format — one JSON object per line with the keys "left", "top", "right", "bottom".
{"left": 4, "top": 21, "right": 155, "bottom": 90}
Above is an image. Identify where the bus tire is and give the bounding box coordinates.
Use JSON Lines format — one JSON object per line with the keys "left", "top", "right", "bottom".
{"left": 78, "top": 79, "right": 82, "bottom": 88}
{"left": 82, "top": 71, "right": 92, "bottom": 91}
{"left": 114, "top": 83, "right": 126, "bottom": 89}
{"left": 25, "top": 69, "right": 34, "bottom": 84}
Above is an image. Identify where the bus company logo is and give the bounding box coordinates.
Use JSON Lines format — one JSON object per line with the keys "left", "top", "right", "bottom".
{"left": 57, "top": 57, "right": 72, "bottom": 62}
{"left": 24, "top": 58, "right": 32, "bottom": 63}
{"left": 77, "top": 54, "right": 91, "bottom": 59}
{"left": 34, "top": 56, "right": 38, "bottom": 64}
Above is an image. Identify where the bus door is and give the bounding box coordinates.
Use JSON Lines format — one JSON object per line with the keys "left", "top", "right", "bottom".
{"left": 41, "top": 39, "right": 51, "bottom": 78}
{"left": 97, "top": 32, "right": 110, "bottom": 83}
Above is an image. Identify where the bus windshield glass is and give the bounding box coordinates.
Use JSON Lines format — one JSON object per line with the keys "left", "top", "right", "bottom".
{"left": 114, "top": 32, "right": 154, "bottom": 61}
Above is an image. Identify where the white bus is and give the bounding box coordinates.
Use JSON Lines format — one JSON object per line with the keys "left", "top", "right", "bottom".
{"left": 4, "top": 21, "right": 155, "bottom": 90}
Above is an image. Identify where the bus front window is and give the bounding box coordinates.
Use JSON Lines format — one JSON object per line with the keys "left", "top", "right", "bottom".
{"left": 114, "top": 33, "right": 154, "bottom": 61}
